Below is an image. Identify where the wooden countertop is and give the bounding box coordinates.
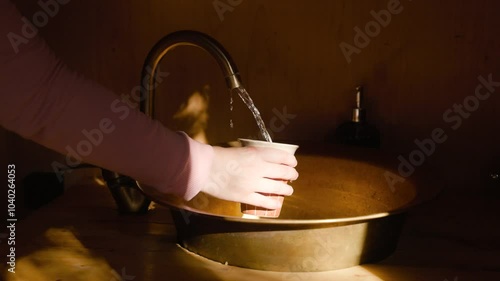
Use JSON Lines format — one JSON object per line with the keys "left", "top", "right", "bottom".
{"left": 1, "top": 174, "right": 500, "bottom": 281}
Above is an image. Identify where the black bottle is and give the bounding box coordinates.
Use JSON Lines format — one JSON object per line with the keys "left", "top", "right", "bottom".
{"left": 326, "top": 86, "right": 380, "bottom": 148}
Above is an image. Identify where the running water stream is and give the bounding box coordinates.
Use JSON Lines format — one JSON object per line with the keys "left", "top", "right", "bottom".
{"left": 231, "top": 87, "right": 273, "bottom": 142}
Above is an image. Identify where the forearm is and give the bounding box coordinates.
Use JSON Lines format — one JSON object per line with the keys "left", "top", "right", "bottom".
{"left": 0, "top": 0, "right": 213, "bottom": 200}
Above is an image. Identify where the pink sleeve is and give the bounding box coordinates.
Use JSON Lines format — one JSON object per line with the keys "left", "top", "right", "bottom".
{"left": 0, "top": 0, "right": 213, "bottom": 200}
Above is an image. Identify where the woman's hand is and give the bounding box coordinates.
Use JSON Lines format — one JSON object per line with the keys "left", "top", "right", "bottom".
{"left": 201, "top": 146, "right": 298, "bottom": 209}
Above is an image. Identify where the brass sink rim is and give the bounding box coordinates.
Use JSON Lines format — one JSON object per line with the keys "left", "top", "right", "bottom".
{"left": 155, "top": 197, "right": 415, "bottom": 225}
{"left": 147, "top": 142, "right": 442, "bottom": 226}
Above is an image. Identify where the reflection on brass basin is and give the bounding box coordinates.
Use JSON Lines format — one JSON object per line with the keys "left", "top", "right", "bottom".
{"left": 153, "top": 143, "right": 441, "bottom": 272}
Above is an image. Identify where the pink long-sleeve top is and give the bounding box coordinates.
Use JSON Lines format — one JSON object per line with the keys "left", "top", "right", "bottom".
{"left": 0, "top": 0, "right": 214, "bottom": 200}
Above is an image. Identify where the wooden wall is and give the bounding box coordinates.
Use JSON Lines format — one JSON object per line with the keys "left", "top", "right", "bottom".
{"left": 4, "top": 0, "right": 500, "bottom": 190}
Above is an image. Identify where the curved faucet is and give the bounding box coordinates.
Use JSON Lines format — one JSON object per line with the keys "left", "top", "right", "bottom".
{"left": 103, "top": 30, "right": 243, "bottom": 214}
{"left": 140, "top": 30, "right": 243, "bottom": 117}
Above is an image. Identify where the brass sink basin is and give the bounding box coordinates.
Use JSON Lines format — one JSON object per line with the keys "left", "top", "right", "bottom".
{"left": 152, "top": 142, "right": 441, "bottom": 272}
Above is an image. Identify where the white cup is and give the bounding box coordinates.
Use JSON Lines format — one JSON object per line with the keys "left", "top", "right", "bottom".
{"left": 238, "top": 138, "right": 299, "bottom": 218}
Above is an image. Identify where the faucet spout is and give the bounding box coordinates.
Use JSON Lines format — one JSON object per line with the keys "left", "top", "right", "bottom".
{"left": 140, "top": 30, "right": 242, "bottom": 117}
{"left": 103, "top": 30, "right": 242, "bottom": 214}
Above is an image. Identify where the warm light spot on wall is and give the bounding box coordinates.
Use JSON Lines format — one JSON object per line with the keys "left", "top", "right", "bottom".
{"left": 173, "top": 85, "right": 210, "bottom": 144}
